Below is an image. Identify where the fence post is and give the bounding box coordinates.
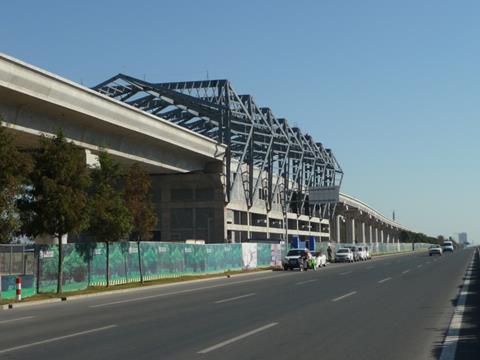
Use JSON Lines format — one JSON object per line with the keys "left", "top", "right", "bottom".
{"left": 16, "top": 277, "right": 22, "bottom": 301}
{"left": 22, "top": 245, "right": 26, "bottom": 275}
{"left": 36, "top": 248, "right": 40, "bottom": 294}
{"left": 88, "top": 247, "right": 92, "bottom": 287}
{"left": 9, "top": 246, "right": 13, "bottom": 275}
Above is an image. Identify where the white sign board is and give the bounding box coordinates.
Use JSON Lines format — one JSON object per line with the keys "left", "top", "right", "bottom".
{"left": 309, "top": 186, "right": 340, "bottom": 204}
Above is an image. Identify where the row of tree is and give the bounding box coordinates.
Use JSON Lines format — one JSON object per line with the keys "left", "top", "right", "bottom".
{"left": 399, "top": 231, "right": 458, "bottom": 247}
{"left": 0, "top": 118, "right": 157, "bottom": 292}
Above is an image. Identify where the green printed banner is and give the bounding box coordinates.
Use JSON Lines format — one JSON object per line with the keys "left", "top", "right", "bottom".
{"left": 1, "top": 275, "right": 36, "bottom": 300}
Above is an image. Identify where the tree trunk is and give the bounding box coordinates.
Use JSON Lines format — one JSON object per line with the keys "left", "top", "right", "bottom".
{"left": 137, "top": 238, "right": 144, "bottom": 284}
{"left": 57, "top": 234, "right": 64, "bottom": 294}
{"left": 106, "top": 242, "right": 110, "bottom": 287}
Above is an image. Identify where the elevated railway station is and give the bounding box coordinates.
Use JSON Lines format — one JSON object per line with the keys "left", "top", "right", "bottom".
{"left": 0, "top": 52, "right": 406, "bottom": 245}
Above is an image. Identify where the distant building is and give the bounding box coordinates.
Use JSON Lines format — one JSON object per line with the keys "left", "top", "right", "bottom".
{"left": 458, "top": 232, "right": 468, "bottom": 245}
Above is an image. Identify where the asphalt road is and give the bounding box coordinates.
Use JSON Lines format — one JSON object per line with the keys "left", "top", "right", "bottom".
{"left": 0, "top": 248, "right": 476, "bottom": 360}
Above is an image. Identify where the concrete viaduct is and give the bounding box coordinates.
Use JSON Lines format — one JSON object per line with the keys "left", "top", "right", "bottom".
{"left": 332, "top": 193, "right": 407, "bottom": 244}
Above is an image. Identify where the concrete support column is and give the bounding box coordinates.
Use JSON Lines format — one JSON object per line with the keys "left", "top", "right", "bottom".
{"left": 346, "top": 217, "right": 355, "bottom": 243}
{"left": 386, "top": 232, "right": 390, "bottom": 244}
{"left": 380, "top": 229, "right": 384, "bottom": 243}
{"left": 360, "top": 221, "right": 367, "bottom": 243}
{"left": 374, "top": 227, "right": 378, "bottom": 243}
{"left": 336, "top": 215, "right": 342, "bottom": 243}
{"left": 368, "top": 224, "right": 373, "bottom": 243}
{"left": 364, "top": 224, "right": 370, "bottom": 244}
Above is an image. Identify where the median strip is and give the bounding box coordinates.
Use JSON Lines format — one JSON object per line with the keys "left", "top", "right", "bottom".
{"left": 378, "top": 277, "right": 392, "bottom": 284}
{"left": 214, "top": 293, "right": 255, "bottom": 304}
{"left": 332, "top": 291, "right": 357, "bottom": 302}
{"left": 0, "top": 325, "right": 117, "bottom": 354}
{"left": 197, "top": 322, "right": 278, "bottom": 354}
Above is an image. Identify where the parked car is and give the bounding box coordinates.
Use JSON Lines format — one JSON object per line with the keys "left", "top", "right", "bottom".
{"left": 364, "top": 246, "right": 372, "bottom": 259}
{"left": 442, "top": 241, "right": 454, "bottom": 252}
{"left": 335, "top": 248, "right": 354, "bottom": 263}
{"left": 429, "top": 245, "right": 443, "bottom": 256}
{"left": 356, "top": 246, "right": 368, "bottom": 261}
{"left": 346, "top": 246, "right": 361, "bottom": 261}
{"left": 311, "top": 251, "right": 327, "bottom": 268}
{"left": 282, "top": 249, "right": 309, "bottom": 270}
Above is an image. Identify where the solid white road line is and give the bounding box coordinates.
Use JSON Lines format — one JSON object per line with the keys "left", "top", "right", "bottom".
{"left": 439, "top": 254, "right": 475, "bottom": 360}
{"left": 296, "top": 279, "right": 318, "bottom": 285}
{"left": 197, "top": 322, "right": 278, "bottom": 354}
{"left": 0, "top": 316, "right": 36, "bottom": 324}
{"left": 332, "top": 291, "right": 357, "bottom": 302}
{"left": 90, "top": 274, "right": 290, "bottom": 308}
{"left": 401, "top": 270, "right": 410, "bottom": 274}
{"left": 214, "top": 293, "right": 255, "bottom": 304}
{"left": 378, "top": 277, "right": 392, "bottom": 284}
{"left": 417, "top": 265, "right": 423, "bottom": 268}
{"left": 0, "top": 325, "right": 117, "bottom": 354}
{"left": 339, "top": 271, "right": 352, "bottom": 276}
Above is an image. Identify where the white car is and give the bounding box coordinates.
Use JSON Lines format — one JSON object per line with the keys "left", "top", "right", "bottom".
{"left": 442, "top": 241, "right": 454, "bottom": 252}
{"left": 335, "top": 248, "right": 354, "bottom": 263}
{"left": 311, "top": 251, "right": 327, "bottom": 268}
{"left": 429, "top": 245, "right": 443, "bottom": 256}
{"left": 356, "top": 246, "right": 368, "bottom": 261}
{"left": 364, "top": 246, "right": 372, "bottom": 259}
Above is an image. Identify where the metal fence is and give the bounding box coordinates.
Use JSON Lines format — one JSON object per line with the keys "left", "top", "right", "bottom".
{"left": 0, "top": 244, "right": 35, "bottom": 275}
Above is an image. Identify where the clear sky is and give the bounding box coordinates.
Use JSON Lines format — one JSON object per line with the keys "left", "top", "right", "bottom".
{"left": 1, "top": 0, "right": 478, "bottom": 243}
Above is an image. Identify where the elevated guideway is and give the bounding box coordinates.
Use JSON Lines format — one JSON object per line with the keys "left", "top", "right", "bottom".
{"left": 333, "top": 193, "right": 408, "bottom": 244}
{"left": 0, "top": 53, "right": 225, "bottom": 174}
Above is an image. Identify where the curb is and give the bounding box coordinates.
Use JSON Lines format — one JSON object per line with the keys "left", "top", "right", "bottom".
{"left": 2, "top": 269, "right": 274, "bottom": 310}
{"left": 1, "top": 297, "right": 65, "bottom": 310}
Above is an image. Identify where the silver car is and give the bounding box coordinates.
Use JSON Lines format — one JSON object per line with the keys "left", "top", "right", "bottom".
{"left": 429, "top": 245, "right": 443, "bottom": 256}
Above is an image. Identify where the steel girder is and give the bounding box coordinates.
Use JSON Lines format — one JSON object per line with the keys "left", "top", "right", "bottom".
{"left": 93, "top": 75, "right": 343, "bottom": 218}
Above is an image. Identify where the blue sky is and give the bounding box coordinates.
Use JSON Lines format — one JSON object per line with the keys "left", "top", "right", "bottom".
{"left": 1, "top": 0, "right": 478, "bottom": 242}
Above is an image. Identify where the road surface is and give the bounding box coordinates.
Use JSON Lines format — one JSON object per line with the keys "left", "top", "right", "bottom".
{"left": 0, "top": 247, "right": 476, "bottom": 360}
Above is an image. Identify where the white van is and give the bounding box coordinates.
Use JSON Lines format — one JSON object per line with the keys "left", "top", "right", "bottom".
{"left": 442, "top": 241, "right": 454, "bottom": 252}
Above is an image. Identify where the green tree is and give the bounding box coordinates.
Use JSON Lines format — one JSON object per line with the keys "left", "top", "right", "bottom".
{"left": 399, "top": 230, "right": 410, "bottom": 243}
{"left": 19, "top": 131, "right": 90, "bottom": 293}
{"left": 124, "top": 163, "right": 157, "bottom": 283}
{"left": 0, "top": 119, "right": 32, "bottom": 243}
{"left": 88, "top": 150, "right": 132, "bottom": 286}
